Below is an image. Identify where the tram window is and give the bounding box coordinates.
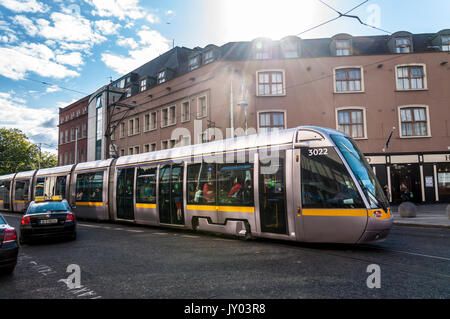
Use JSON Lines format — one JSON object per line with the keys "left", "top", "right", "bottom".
{"left": 301, "top": 147, "right": 365, "bottom": 209}
{"left": 15, "top": 180, "right": 30, "bottom": 201}
{"left": 217, "top": 164, "right": 254, "bottom": 206}
{"left": 35, "top": 178, "right": 45, "bottom": 197}
{"left": 55, "top": 176, "right": 66, "bottom": 198}
{"left": 76, "top": 172, "right": 104, "bottom": 202}
{"left": 187, "top": 163, "right": 216, "bottom": 205}
{"left": 136, "top": 167, "right": 156, "bottom": 204}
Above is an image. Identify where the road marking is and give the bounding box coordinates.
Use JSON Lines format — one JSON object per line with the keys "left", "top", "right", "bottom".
{"left": 181, "top": 235, "right": 200, "bottom": 238}
{"left": 386, "top": 249, "right": 450, "bottom": 262}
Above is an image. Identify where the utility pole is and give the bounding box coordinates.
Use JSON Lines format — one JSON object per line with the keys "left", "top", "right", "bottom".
{"left": 230, "top": 81, "right": 234, "bottom": 138}
{"left": 74, "top": 127, "right": 78, "bottom": 165}
{"left": 37, "top": 143, "right": 41, "bottom": 170}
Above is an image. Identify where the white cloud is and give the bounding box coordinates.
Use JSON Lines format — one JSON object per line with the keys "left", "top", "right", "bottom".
{"left": 36, "top": 12, "right": 106, "bottom": 44}
{"left": 0, "top": 0, "right": 49, "bottom": 13}
{"left": 102, "top": 28, "right": 171, "bottom": 74}
{"left": 12, "top": 15, "right": 39, "bottom": 36}
{"left": 45, "top": 85, "right": 61, "bottom": 93}
{"left": 146, "top": 13, "right": 160, "bottom": 24}
{"left": 116, "top": 36, "right": 138, "bottom": 49}
{"left": 55, "top": 52, "right": 84, "bottom": 67}
{"left": 165, "top": 10, "right": 174, "bottom": 15}
{"left": 0, "top": 42, "right": 80, "bottom": 80}
{"left": 0, "top": 90, "right": 58, "bottom": 153}
{"left": 94, "top": 19, "right": 121, "bottom": 35}
{"left": 87, "top": 0, "right": 146, "bottom": 20}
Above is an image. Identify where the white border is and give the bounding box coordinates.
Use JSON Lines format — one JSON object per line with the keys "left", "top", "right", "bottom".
{"left": 255, "top": 69, "right": 286, "bottom": 97}
{"left": 397, "top": 105, "right": 432, "bottom": 138}
{"left": 335, "top": 106, "right": 368, "bottom": 140}
{"left": 333, "top": 66, "right": 365, "bottom": 93}
{"left": 395, "top": 63, "right": 428, "bottom": 91}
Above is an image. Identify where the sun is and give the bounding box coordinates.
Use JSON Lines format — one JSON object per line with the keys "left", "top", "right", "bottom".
{"left": 218, "top": 0, "right": 319, "bottom": 42}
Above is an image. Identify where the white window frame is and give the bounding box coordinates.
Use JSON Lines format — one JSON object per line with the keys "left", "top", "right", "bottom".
{"left": 181, "top": 100, "right": 190, "bottom": 123}
{"left": 120, "top": 122, "right": 125, "bottom": 138}
{"left": 333, "top": 66, "right": 365, "bottom": 93}
{"left": 128, "top": 117, "right": 140, "bottom": 136}
{"left": 335, "top": 106, "right": 368, "bottom": 140}
{"left": 197, "top": 95, "right": 208, "bottom": 118}
{"left": 189, "top": 55, "right": 200, "bottom": 70}
{"left": 161, "top": 105, "right": 176, "bottom": 128}
{"left": 441, "top": 35, "right": 450, "bottom": 51}
{"left": 157, "top": 70, "right": 166, "bottom": 84}
{"left": 398, "top": 105, "right": 432, "bottom": 139}
{"left": 144, "top": 111, "right": 157, "bottom": 131}
{"left": 256, "top": 110, "right": 287, "bottom": 133}
{"left": 256, "top": 69, "right": 286, "bottom": 97}
{"left": 140, "top": 78, "right": 147, "bottom": 92}
{"left": 335, "top": 39, "right": 352, "bottom": 56}
{"left": 395, "top": 63, "right": 428, "bottom": 91}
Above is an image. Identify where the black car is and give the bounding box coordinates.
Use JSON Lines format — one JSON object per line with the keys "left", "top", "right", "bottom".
{"left": 20, "top": 199, "right": 77, "bottom": 244}
{"left": 0, "top": 213, "right": 19, "bottom": 274}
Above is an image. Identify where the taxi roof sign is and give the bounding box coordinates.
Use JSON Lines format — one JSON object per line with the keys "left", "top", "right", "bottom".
{"left": 35, "top": 195, "right": 63, "bottom": 202}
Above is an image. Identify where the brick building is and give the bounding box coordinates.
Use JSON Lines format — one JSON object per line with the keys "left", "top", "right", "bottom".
{"left": 80, "top": 30, "right": 450, "bottom": 203}
{"left": 58, "top": 96, "right": 89, "bottom": 165}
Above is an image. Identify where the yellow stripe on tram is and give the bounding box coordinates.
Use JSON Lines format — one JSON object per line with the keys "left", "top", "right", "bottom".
{"left": 301, "top": 209, "right": 368, "bottom": 217}
{"left": 186, "top": 205, "right": 255, "bottom": 213}
{"left": 15, "top": 200, "right": 25, "bottom": 204}
{"left": 136, "top": 203, "right": 157, "bottom": 209}
{"left": 76, "top": 202, "right": 104, "bottom": 207}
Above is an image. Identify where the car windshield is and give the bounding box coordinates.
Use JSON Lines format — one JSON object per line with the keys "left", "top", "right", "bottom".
{"left": 331, "top": 134, "right": 389, "bottom": 210}
{"left": 27, "top": 201, "right": 70, "bottom": 214}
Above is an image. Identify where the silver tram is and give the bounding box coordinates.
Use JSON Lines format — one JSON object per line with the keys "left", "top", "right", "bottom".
{"left": 0, "top": 126, "right": 393, "bottom": 244}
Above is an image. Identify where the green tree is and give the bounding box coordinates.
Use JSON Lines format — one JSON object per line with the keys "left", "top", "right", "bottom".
{"left": 0, "top": 128, "right": 57, "bottom": 175}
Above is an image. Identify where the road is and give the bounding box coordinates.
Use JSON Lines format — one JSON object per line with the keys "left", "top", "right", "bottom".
{"left": 0, "top": 212, "right": 449, "bottom": 299}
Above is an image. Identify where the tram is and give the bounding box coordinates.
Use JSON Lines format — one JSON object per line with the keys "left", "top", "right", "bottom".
{"left": 0, "top": 126, "right": 392, "bottom": 244}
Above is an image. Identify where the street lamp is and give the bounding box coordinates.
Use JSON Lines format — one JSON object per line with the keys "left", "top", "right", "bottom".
{"left": 238, "top": 99, "right": 248, "bottom": 135}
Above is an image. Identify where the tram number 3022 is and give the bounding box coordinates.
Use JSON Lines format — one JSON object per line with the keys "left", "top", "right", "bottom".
{"left": 307, "top": 148, "right": 329, "bottom": 156}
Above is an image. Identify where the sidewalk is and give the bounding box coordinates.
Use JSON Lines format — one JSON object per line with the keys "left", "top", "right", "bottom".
{"left": 391, "top": 203, "right": 450, "bottom": 229}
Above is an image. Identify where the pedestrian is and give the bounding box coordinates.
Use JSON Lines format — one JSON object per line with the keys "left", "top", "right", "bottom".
{"left": 400, "top": 183, "right": 410, "bottom": 202}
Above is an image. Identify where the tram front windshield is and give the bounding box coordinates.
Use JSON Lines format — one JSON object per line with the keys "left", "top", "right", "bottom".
{"left": 331, "top": 134, "right": 389, "bottom": 210}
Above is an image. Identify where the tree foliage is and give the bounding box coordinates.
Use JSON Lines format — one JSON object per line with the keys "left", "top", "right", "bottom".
{"left": 0, "top": 128, "right": 57, "bottom": 175}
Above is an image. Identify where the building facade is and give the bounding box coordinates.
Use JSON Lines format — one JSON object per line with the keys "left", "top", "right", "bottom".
{"left": 58, "top": 96, "right": 90, "bottom": 166}
{"left": 87, "top": 30, "right": 450, "bottom": 203}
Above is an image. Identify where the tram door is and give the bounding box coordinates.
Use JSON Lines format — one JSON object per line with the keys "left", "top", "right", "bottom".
{"left": 116, "top": 168, "right": 135, "bottom": 220}
{"left": 259, "top": 154, "right": 288, "bottom": 234}
{"left": 158, "top": 164, "right": 184, "bottom": 225}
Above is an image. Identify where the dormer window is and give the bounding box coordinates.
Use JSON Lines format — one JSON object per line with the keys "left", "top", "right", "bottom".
{"left": 157, "top": 70, "right": 166, "bottom": 84}
{"left": 336, "top": 39, "right": 351, "bottom": 56}
{"left": 442, "top": 35, "right": 450, "bottom": 51}
{"left": 140, "top": 78, "right": 147, "bottom": 92}
{"left": 189, "top": 56, "right": 200, "bottom": 70}
{"left": 126, "top": 87, "right": 131, "bottom": 98}
{"left": 254, "top": 40, "right": 272, "bottom": 60}
{"left": 281, "top": 38, "right": 300, "bottom": 58}
{"left": 204, "top": 50, "right": 214, "bottom": 64}
{"left": 396, "top": 37, "right": 411, "bottom": 53}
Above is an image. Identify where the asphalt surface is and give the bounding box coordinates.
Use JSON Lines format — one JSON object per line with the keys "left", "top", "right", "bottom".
{"left": 0, "top": 212, "right": 449, "bottom": 299}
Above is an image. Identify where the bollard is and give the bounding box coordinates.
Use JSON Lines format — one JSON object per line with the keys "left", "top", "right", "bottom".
{"left": 447, "top": 204, "right": 450, "bottom": 220}
{"left": 398, "top": 202, "right": 417, "bottom": 218}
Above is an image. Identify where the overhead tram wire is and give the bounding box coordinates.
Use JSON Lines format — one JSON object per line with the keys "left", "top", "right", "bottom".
{"left": 297, "top": 0, "right": 369, "bottom": 36}
{"left": 24, "top": 77, "right": 89, "bottom": 96}
{"left": 316, "top": 0, "right": 392, "bottom": 35}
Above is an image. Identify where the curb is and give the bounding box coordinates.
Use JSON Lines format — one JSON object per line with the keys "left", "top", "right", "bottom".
{"left": 393, "top": 221, "right": 450, "bottom": 230}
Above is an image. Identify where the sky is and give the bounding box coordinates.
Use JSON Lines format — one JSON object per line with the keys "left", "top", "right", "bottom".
{"left": 0, "top": 0, "right": 449, "bottom": 154}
